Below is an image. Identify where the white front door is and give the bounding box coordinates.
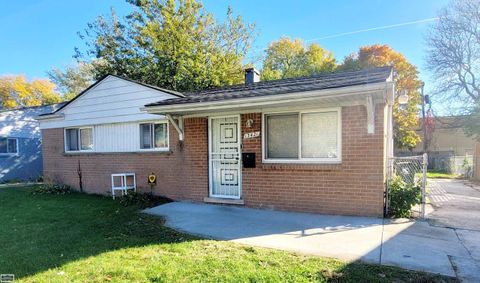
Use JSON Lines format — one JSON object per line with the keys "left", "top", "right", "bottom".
{"left": 209, "top": 116, "right": 242, "bottom": 199}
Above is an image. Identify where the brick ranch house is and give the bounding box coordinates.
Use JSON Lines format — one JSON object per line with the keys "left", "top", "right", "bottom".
{"left": 38, "top": 66, "right": 395, "bottom": 216}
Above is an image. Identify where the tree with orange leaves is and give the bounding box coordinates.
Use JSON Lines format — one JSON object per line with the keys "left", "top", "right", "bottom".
{"left": 340, "top": 44, "right": 422, "bottom": 150}
{"left": 0, "top": 75, "right": 62, "bottom": 109}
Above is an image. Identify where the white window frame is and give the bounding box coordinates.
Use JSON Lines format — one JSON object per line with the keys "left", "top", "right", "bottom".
{"left": 262, "top": 107, "right": 342, "bottom": 164}
{"left": 0, "top": 137, "right": 19, "bottom": 155}
{"left": 138, "top": 121, "right": 169, "bottom": 151}
{"left": 64, "top": 127, "right": 95, "bottom": 153}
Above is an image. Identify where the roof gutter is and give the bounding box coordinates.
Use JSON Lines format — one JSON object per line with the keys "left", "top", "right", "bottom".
{"left": 36, "top": 113, "right": 64, "bottom": 120}
{"left": 142, "top": 82, "right": 394, "bottom": 115}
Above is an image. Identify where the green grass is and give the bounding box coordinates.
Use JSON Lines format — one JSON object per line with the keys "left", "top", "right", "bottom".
{"left": 0, "top": 185, "right": 456, "bottom": 283}
{"left": 427, "top": 169, "right": 461, "bottom": 179}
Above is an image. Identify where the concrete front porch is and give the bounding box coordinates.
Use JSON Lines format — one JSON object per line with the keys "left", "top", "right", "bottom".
{"left": 144, "top": 202, "right": 480, "bottom": 281}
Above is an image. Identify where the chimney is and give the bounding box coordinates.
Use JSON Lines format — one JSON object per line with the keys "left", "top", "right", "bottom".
{"left": 245, "top": 67, "right": 260, "bottom": 84}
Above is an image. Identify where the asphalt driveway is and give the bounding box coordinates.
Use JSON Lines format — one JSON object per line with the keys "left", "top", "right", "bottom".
{"left": 145, "top": 201, "right": 480, "bottom": 281}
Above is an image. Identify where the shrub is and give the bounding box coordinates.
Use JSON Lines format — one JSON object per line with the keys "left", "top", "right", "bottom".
{"left": 462, "top": 158, "right": 473, "bottom": 179}
{"left": 119, "top": 192, "right": 172, "bottom": 208}
{"left": 388, "top": 177, "right": 421, "bottom": 218}
{"left": 31, "top": 184, "right": 73, "bottom": 195}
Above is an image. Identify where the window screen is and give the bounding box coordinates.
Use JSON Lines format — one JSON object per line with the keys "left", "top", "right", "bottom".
{"left": 266, "top": 114, "right": 299, "bottom": 159}
{"left": 264, "top": 110, "right": 340, "bottom": 162}
{"left": 0, "top": 138, "right": 7, "bottom": 153}
{"left": 301, "top": 111, "right": 338, "bottom": 158}
{"left": 7, "top": 138, "right": 17, "bottom": 153}
{"left": 140, "top": 123, "right": 168, "bottom": 149}
{"left": 154, "top": 123, "right": 168, "bottom": 148}
{"left": 140, "top": 124, "right": 152, "bottom": 149}
{"left": 66, "top": 129, "right": 79, "bottom": 151}
{"left": 80, "top": 128, "right": 93, "bottom": 150}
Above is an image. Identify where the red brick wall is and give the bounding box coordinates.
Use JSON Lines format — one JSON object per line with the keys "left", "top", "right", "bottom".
{"left": 42, "top": 104, "right": 386, "bottom": 216}
{"left": 240, "top": 105, "right": 386, "bottom": 216}
{"left": 42, "top": 118, "right": 208, "bottom": 201}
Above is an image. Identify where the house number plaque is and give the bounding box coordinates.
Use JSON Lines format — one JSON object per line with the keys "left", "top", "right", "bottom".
{"left": 243, "top": 131, "right": 260, "bottom": 139}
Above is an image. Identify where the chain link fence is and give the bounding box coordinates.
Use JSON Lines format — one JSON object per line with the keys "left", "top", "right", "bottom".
{"left": 386, "top": 154, "right": 428, "bottom": 218}
{"left": 427, "top": 154, "right": 473, "bottom": 177}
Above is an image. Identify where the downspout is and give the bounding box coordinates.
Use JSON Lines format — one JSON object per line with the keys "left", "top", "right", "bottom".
{"left": 384, "top": 83, "right": 395, "bottom": 216}
{"left": 77, "top": 159, "right": 83, "bottom": 193}
{"left": 385, "top": 83, "right": 395, "bottom": 165}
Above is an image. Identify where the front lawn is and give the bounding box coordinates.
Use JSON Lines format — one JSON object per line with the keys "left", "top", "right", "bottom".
{"left": 0, "top": 185, "right": 456, "bottom": 282}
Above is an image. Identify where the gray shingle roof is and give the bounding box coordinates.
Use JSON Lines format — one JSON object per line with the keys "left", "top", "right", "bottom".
{"left": 145, "top": 66, "right": 393, "bottom": 107}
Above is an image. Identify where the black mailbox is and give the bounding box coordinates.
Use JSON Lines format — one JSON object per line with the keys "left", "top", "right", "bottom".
{"left": 242, "top": 152, "right": 256, "bottom": 168}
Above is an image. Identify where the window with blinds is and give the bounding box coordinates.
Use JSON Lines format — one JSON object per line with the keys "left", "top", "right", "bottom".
{"left": 264, "top": 109, "right": 341, "bottom": 163}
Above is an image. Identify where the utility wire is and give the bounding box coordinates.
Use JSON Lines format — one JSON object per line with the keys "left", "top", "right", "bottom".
{"left": 305, "top": 17, "right": 439, "bottom": 42}
{"left": 246, "top": 17, "right": 439, "bottom": 63}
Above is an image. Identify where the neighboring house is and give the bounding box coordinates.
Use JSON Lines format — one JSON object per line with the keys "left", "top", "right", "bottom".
{"left": 0, "top": 103, "right": 65, "bottom": 182}
{"left": 411, "top": 116, "right": 476, "bottom": 156}
{"left": 38, "top": 67, "right": 395, "bottom": 217}
{"left": 397, "top": 116, "right": 477, "bottom": 175}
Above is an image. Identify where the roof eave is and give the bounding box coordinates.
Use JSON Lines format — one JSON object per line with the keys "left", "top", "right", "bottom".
{"left": 36, "top": 113, "right": 64, "bottom": 121}
{"left": 142, "top": 81, "right": 394, "bottom": 115}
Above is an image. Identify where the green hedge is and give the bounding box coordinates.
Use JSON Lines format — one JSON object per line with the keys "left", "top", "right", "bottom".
{"left": 31, "top": 184, "right": 73, "bottom": 195}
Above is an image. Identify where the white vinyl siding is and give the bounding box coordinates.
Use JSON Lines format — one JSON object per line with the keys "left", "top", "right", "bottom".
{"left": 94, "top": 123, "right": 139, "bottom": 152}
{"left": 64, "top": 121, "right": 169, "bottom": 153}
{"left": 263, "top": 108, "right": 341, "bottom": 163}
{"left": 39, "top": 76, "right": 177, "bottom": 129}
{"left": 38, "top": 75, "right": 177, "bottom": 153}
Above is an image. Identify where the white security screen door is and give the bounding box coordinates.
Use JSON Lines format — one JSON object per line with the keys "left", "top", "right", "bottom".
{"left": 209, "top": 116, "right": 241, "bottom": 199}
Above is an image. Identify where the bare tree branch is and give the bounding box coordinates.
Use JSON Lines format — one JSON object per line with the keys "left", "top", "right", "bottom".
{"left": 426, "top": 0, "right": 480, "bottom": 111}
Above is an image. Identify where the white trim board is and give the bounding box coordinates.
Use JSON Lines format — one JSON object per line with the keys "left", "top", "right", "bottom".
{"left": 39, "top": 75, "right": 179, "bottom": 129}
{"left": 61, "top": 121, "right": 171, "bottom": 154}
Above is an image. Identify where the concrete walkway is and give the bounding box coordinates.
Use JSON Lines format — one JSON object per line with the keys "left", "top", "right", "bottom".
{"left": 427, "top": 179, "right": 480, "bottom": 231}
{"left": 145, "top": 202, "right": 479, "bottom": 282}
{"left": 425, "top": 179, "right": 480, "bottom": 281}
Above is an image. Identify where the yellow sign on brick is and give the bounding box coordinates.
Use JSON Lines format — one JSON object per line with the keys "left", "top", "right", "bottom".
{"left": 148, "top": 173, "right": 157, "bottom": 185}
